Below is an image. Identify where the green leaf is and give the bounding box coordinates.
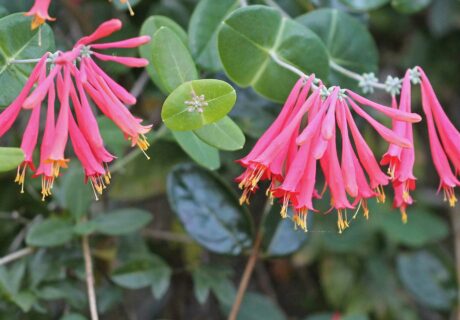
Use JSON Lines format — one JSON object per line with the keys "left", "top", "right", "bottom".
{"left": 54, "top": 166, "right": 93, "bottom": 220}
{"left": 11, "top": 291, "right": 36, "bottom": 312}
{"left": 397, "top": 251, "right": 456, "bottom": 310}
{"left": 140, "top": 16, "right": 188, "bottom": 94}
{"left": 111, "top": 255, "right": 171, "bottom": 299}
{"left": 373, "top": 206, "right": 449, "bottom": 247}
{"left": 262, "top": 206, "right": 310, "bottom": 257}
{"left": 194, "top": 116, "right": 245, "bottom": 151}
{"left": 192, "top": 265, "right": 233, "bottom": 304}
{"left": 218, "top": 5, "right": 329, "bottom": 102}
{"left": 339, "top": 0, "right": 390, "bottom": 10}
{"left": 92, "top": 208, "right": 152, "bottom": 236}
{"left": 151, "top": 27, "right": 198, "bottom": 93}
{"left": 110, "top": 140, "right": 187, "bottom": 201}
{"left": 0, "top": 147, "right": 24, "bottom": 172}
{"left": 391, "top": 0, "right": 432, "bottom": 13}
{"left": 162, "top": 79, "right": 237, "bottom": 131}
{"left": 26, "top": 218, "right": 74, "bottom": 247}
{"left": 61, "top": 313, "right": 88, "bottom": 320}
{"left": 221, "top": 292, "right": 286, "bottom": 320}
{"left": 188, "top": 0, "right": 239, "bottom": 71}
{"left": 320, "top": 257, "right": 356, "bottom": 308}
{"left": 0, "top": 13, "right": 55, "bottom": 106}
{"left": 172, "top": 131, "right": 220, "bottom": 170}
{"left": 167, "top": 163, "right": 253, "bottom": 255}
{"left": 296, "top": 9, "right": 379, "bottom": 90}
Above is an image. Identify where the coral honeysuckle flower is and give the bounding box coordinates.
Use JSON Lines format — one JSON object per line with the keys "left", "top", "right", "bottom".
{"left": 381, "top": 71, "right": 416, "bottom": 222}
{"left": 0, "top": 19, "right": 151, "bottom": 200}
{"left": 236, "top": 77, "right": 422, "bottom": 233}
{"left": 24, "top": 0, "right": 55, "bottom": 30}
{"left": 418, "top": 67, "right": 460, "bottom": 207}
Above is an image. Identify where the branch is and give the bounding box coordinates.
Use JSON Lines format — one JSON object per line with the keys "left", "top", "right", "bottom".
{"left": 82, "top": 234, "right": 99, "bottom": 320}
{"left": 0, "top": 247, "right": 34, "bottom": 266}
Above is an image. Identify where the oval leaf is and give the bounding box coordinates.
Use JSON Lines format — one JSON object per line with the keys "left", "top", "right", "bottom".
{"left": 167, "top": 163, "right": 253, "bottom": 255}
{"left": 339, "top": 0, "right": 390, "bottom": 10}
{"left": 151, "top": 27, "right": 198, "bottom": 93}
{"left": 218, "top": 5, "right": 329, "bottom": 102}
{"left": 188, "top": 0, "right": 239, "bottom": 71}
{"left": 262, "top": 206, "right": 311, "bottom": 257}
{"left": 93, "top": 208, "right": 152, "bottom": 235}
{"left": 397, "top": 251, "right": 456, "bottom": 310}
{"left": 162, "top": 79, "right": 237, "bottom": 131}
{"left": 194, "top": 116, "right": 245, "bottom": 151}
{"left": 0, "top": 13, "right": 55, "bottom": 106}
{"left": 391, "top": 0, "right": 432, "bottom": 13}
{"left": 26, "top": 218, "right": 74, "bottom": 247}
{"left": 296, "top": 9, "right": 379, "bottom": 90}
{"left": 172, "top": 131, "right": 220, "bottom": 170}
{"left": 0, "top": 147, "right": 24, "bottom": 172}
{"left": 140, "top": 16, "right": 188, "bottom": 93}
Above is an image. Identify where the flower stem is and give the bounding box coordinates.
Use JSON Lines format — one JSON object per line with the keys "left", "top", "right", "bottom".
{"left": 9, "top": 58, "right": 45, "bottom": 64}
{"left": 329, "top": 61, "right": 386, "bottom": 90}
{"left": 228, "top": 230, "right": 263, "bottom": 320}
{"left": 82, "top": 232, "right": 99, "bottom": 320}
{"left": 0, "top": 247, "right": 34, "bottom": 266}
{"left": 228, "top": 201, "right": 271, "bottom": 320}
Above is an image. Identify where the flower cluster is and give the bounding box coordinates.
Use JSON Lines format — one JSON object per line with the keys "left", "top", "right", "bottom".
{"left": 236, "top": 76, "right": 423, "bottom": 233}
{"left": 0, "top": 19, "right": 151, "bottom": 200}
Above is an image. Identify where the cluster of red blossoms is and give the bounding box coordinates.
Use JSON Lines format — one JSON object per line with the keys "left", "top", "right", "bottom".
{"left": 237, "top": 70, "right": 460, "bottom": 233}
{"left": 0, "top": 19, "right": 151, "bottom": 200}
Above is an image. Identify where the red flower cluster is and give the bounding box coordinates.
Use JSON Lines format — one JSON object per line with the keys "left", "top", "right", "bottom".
{"left": 237, "top": 76, "right": 423, "bottom": 233}
{"left": 0, "top": 19, "right": 151, "bottom": 200}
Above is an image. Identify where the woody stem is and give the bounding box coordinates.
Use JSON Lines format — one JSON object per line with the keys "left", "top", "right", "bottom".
{"left": 82, "top": 231, "right": 99, "bottom": 320}
{"left": 0, "top": 247, "right": 34, "bottom": 266}
{"left": 228, "top": 201, "right": 271, "bottom": 320}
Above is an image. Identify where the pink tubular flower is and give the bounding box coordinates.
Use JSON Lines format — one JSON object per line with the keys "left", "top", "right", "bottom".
{"left": 0, "top": 19, "right": 151, "bottom": 200}
{"left": 236, "top": 77, "right": 422, "bottom": 233}
{"left": 25, "top": 0, "right": 55, "bottom": 30}
{"left": 418, "top": 67, "right": 460, "bottom": 207}
{"left": 380, "top": 71, "right": 417, "bottom": 222}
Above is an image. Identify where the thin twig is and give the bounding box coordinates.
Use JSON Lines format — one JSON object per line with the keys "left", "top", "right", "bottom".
{"left": 82, "top": 234, "right": 99, "bottom": 320}
{"left": 130, "top": 70, "right": 150, "bottom": 99}
{"left": 228, "top": 231, "right": 263, "bottom": 320}
{"left": 0, "top": 247, "right": 34, "bottom": 266}
{"left": 450, "top": 207, "right": 460, "bottom": 320}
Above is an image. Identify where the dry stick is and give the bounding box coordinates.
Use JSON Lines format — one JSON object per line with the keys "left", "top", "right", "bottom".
{"left": 82, "top": 234, "right": 99, "bottom": 320}
{"left": 228, "top": 230, "right": 263, "bottom": 320}
{"left": 0, "top": 247, "right": 34, "bottom": 266}
{"left": 450, "top": 207, "right": 460, "bottom": 320}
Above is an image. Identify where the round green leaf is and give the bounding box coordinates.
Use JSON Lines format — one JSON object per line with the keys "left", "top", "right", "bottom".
{"left": 92, "top": 208, "right": 152, "bottom": 235}
{"left": 262, "top": 205, "right": 310, "bottom": 257}
{"left": 167, "top": 163, "right": 253, "bottom": 255}
{"left": 193, "top": 116, "right": 245, "bottom": 151}
{"left": 296, "top": 9, "right": 379, "bottom": 90}
{"left": 0, "top": 13, "right": 55, "bottom": 107}
{"left": 26, "top": 218, "right": 74, "bottom": 247}
{"left": 162, "top": 79, "right": 237, "bottom": 131}
{"left": 151, "top": 27, "right": 198, "bottom": 93}
{"left": 140, "top": 16, "right": 188, "bottom": 94}
{"left": 397, "top": 251, "right": 456, "bottom": 310}
{"left": 188, "top": 0, "right": 239, "bottom": 71}
{"left": 218, "top": 5, "right": 329, "bottom": 102}
{"left": 0, "top": 147, "right": 24, "bottom": 172}
{"left": 111, "top": 255, "right": 171, "bottom": 299}
{"left": 339, "top": 0, "right": 390, "bottom": 10}
{"left": 172, "top": 131, "right": 220, "bottom": 170}
{"left": 391, "top": 0, "right": 432, "bottom": 13}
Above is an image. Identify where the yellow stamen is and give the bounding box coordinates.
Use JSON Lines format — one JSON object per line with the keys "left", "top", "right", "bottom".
{"left": 375, "top": 185, "right": 386, "bottom": 203}
{"left": 443, "top": 187, "right": 457, "bottom": 207}
{"left": 14, "top": 164, "right": 28, "bottom": 194}
{"left": 41, "top": 176, "right": 54, "bottom": 201}
{"left": 31, "top": 15, "right": 45, "bottom": 30}
{"left": 136, "top": 134, "right": 151, "bottom": 160}
{"left": 280, "top": 194, "right": 289, "bottom": 218}
{"left": 400, "top": 207, "right": 408, "bottom": 224}
{"left": 293, "top": 209, "right": 308, "bottom": 232}
{"left": 337, "top": 209, "right": 349, "bottom": 234}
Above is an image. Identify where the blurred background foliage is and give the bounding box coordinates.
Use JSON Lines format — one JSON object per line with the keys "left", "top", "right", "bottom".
{"left": 0, "top": 0, "right": 459, "bottom": 319}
